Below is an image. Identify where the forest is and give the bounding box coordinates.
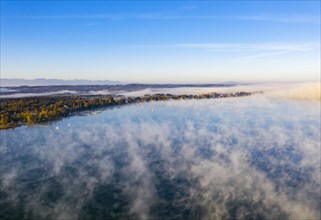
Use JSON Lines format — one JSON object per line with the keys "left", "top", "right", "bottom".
{"left": 0, "top": 92, "right": 255, "bottom": 129}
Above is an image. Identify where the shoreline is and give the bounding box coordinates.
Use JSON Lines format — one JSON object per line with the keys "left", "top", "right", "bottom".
{"left": 0, "top": 91, "right": 260, "bottom": 130}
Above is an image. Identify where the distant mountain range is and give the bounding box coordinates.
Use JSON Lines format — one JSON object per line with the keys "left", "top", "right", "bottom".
{"left": 0, "top": 78, "right": 122, "bottom": 86}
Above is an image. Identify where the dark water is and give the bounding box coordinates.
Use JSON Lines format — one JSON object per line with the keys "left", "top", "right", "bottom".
{"left": 0, "top": 97, "right": 320, "bottom": 220}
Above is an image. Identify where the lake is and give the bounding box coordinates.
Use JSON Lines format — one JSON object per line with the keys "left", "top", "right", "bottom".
{"left": 0, "top": 96, "right": 320, "bottom": 220}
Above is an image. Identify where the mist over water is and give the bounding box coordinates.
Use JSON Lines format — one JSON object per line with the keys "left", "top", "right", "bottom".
{"left": 0, "top": 96, "right": 320, "bottom": 220}
{"left": 265, "top": 83, "right": 321, "bottom": 101}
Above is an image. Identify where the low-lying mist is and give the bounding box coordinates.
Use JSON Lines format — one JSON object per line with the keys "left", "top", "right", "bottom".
{"left": 0, "top": 96, "right": 320, "bottom": 220}
{"left": 118, "top": 82, "right": 320, "bottom": 101}
{"left": 2, "top": 82, "right": 320, "bottom": 101}
{"left": 265, "top": 82, "right": 321, "bottom": 101}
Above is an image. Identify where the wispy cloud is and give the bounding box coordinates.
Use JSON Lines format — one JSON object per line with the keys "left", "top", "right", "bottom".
{"left": 234, "top": 50, "right": 293, "bottom": 61}
{"left": 230, "top": 14, "right": 320, "bottom": 24}
{"left": 3, "top": 13, "right": 320, "bottom": 24}
{"left": 130, "top": 42, "right": 318, "bottom": 52}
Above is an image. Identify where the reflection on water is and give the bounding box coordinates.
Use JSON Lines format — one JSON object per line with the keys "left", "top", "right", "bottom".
{"left": 0, "top": 97, "right": 320, "bottom": 220}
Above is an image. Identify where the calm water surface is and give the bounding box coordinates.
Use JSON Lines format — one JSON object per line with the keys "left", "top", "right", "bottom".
{"left": 0, "top": 96, "right": 320, "bottom": 220}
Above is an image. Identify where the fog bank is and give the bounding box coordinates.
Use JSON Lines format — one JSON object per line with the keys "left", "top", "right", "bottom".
{"left": 265, "top": 82, "right": 320, "bottom": 101}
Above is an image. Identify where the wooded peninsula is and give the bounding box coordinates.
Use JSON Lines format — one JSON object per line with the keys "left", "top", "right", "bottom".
{"left": 0, "top": 92, "right": 257, "bottom": 129}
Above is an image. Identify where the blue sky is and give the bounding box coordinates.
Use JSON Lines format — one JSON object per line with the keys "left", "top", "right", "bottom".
{"left": 1, "top": 1, "right": 320, "bottom": 83}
